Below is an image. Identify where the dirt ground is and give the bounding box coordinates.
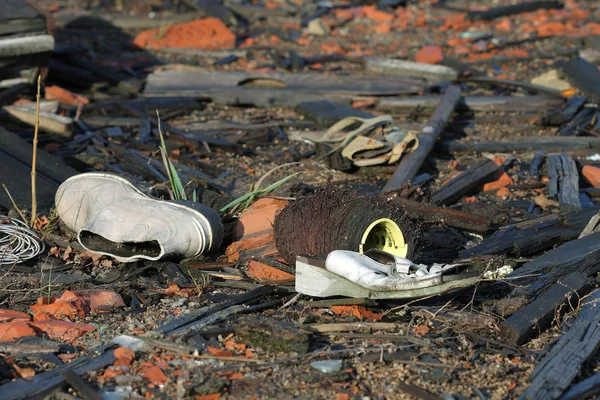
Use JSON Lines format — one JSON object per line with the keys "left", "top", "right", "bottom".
{"left": 1, "top": 0, "right": 600, "bottom": 399}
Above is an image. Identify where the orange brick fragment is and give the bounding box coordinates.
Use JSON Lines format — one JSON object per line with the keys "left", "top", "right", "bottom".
{"left": 495, "top": 18, "right": 512, "bottom": 32}
{"left": 0, "top": 322, "right": 37, "bottom": 341}
{"left": 142, "top": 365, "right": 168, "bottom": 385}
{"left": 233, "top": 198, "right": 289, "bottom": 241}
{"left": 483, "top": 172, "right": 514, "bottom": 191}
{"left": 207, "top": 346, "right": 234, "bottom": 357}
{"left": 45, "top": 86, "right": 89, "bottom": 106}
{"left": 0, "top": 309, "right": 30, "bottom": 322}
{"left": 225, "top": 341, "right": 247, "bottom": 350}
{"left": 582, "top": 165, "right": 600, "bottom": 188}
{"left": 321, "top": 42, "right": 344, "bottom": 54}
{"left": 245, "top": 260, "right": 295, "bottom": 283}
{"left": 30, "top": 299, "right": 81, "bottom": 322}
{"left": 496, "top": 187, "right": 512, "bottom": 199}
{"left": 61, "top": 290, "right": 126, "bottom": 312}
{"left": 31, "top": 290, "right": 124, "bottom": 321}
{"left": 362, "top": 6, "right": 394, "bottom": 22}
{"left": 537, "top": 21, "right": 565, "bottom": 36}
{"left": 415, "top": 45, "right": 444, "bottom": 64}
{"left": 373, "top": 23, "right": 391, "bottom": 34}
{"left": 114, "top": 346, "right": 135, "bottom": 367}
{"left": 134, "top": 18, "right": 235, "bottom": 50}
{"left": 330, "top": 306, "right": 382, "bottom": 321}
{"left": 195, "top": 394, "right": 221, "bottom": 400}
{"left": 32, "top": 320, "right": 96, "bottom": 343}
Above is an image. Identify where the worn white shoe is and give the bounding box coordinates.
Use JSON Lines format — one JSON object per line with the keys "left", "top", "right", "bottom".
{"left": 296, "top": 250, "right": 480, "bottom": 299}
{"left": 325, "top": 250, "right": 461, "bottom": 291}
{"left": 55, "top": 172, "right": 223, "bottom": 263}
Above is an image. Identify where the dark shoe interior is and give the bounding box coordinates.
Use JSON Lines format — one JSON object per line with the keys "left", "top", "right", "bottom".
{"left": 79, "top": 231, "right": 161, "bottom": 258}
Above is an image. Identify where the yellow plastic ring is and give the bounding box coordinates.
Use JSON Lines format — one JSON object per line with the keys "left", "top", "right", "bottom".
{"left": 359, "top": 218, "right": 408, "bottom": 258}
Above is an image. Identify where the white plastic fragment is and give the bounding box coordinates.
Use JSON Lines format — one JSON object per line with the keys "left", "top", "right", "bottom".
{"left": 586, "top": 154, "right": 600, "bottom": 161}
{"left": 311, "top": 360, "right": 342, "bottom": 373}
{"left": 483, "top": 265, "right": 514, "bottom": 280}
{"left": 112, "top": 335, "right": 148, "bottom": 352}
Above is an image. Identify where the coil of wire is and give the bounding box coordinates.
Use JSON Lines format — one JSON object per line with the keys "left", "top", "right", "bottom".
{"left": 0, "top": 215, "right": 45, "bottom": 265}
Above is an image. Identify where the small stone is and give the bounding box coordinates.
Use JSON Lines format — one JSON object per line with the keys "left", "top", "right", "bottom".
{"left": 308, "top": 18, "right": 330, "bottom": 36}
{"left": 531, "top": 69, "right": 572, "bottom": 91}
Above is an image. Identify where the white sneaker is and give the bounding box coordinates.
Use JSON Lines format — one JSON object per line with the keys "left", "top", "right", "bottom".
{"left": 296, "top": 250, "right": 480, "bottom": 299}
{"left": 55, "top": 173, "right": 223, "bottom": 263}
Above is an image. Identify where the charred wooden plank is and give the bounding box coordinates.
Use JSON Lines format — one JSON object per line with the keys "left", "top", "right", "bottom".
{"left": 378, "top": 95, "right": 564, "bottom": 113}
{"left": 556, "top": 57, "right": 600, "bottom": 103}
{"left": 143, "top": 69, "right": 424, "bottom": 99}
{"left": 431, "top": 159, "right": 500, "bottom": 206}
{"left": 460, "top": 207, "right": 600, "bottom": 258}
{"left": 382, "top": 86, "right": 462, "bottom": 193}
{"left": 393, "top": 198, "right": 492, "bottom": 233}
{"left": 66, "top": 56, "right": 143, "bottom": 96}
{"left": 0, "top": 82, "right": 29, "bottom": 106}
{"left": 467, "top": 0, "right": 564, "bottom": 21}
{"left": 0, "top": 349, "right": 115, "bottom": 400}
{"left": 530, "top": 150, "right": 546, "bottom": 180}
{"left": 557, "top": 107, "right": 597, "bottom": 136}
{"left": 543, "top": 96, "right": 587, "bottom": 126}
{"left": 365, "top": 58, "right": 459, "bottom": 81}
{"left": 440, "top": 136, "right": 600, "bottom": 153}
{"left": 519, "top": 289, "right": 600, "bottom": 399}
{"left": 61, "top": 369, "right": 103, "bottom": 400}
{"left": 507, "top": 231, "right": 600, "bottom": 301}
{"left": 500, "top": 272, "right": 591, "bottom": 346}
{"left": 559, "top": 371, "right": 600, "bottom": 400}
{"left": 466, "top": 76, "right": 564, "bottom": 97}
{"left": 547, "top": 154, "right": 581, "bottom": 210}
{"left": 0, "top": 127, "right": 78, "bottom": 211}
{"left": 114, "top": 100, "right": 236, "bottom": 147}
{"left": 156, "top": 285, "right": 275, "bottom": 335}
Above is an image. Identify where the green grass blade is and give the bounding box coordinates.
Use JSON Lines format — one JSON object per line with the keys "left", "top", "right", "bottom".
{"left": 219, "top": 171, "right": 300, "bottom": 213}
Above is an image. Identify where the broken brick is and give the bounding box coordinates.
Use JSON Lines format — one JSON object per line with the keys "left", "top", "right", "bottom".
{"left": 483, "top": 172, "right": 514, "bottom": 191}
{"left": 245, "top": 260, "right": 295, "bottom": 283}
{"left": 373, "top": 23, "right": 391, "bottom": 34}
{"left": 114, "top": 346, "right": 136, "bottom": 367}
{"left": 415, "top": 45, "right": 444, "bottom": 64}
{"left": 330, "top": 306, "right": 383, "bottom": 321}
{"left": 133, "top": 18, "right": 236, "bottom": 50}
{"left": 0, "top": 322, "right": 37, "bottom": 342}
{"left": 496, "top": 187, "right": 513, "bottom": 199}
{"left": 32, "top": 320, "right": 96, "bottom": 342}
{"left": 141, "top": 365, "right": 168, "bottom": 385}
{"left": 207, "top": 346, "right": 234, "bottom": 357}
{"left": 233, "top": 198, "right": 289, "bottom": 241}
{"left": 0, "top": 309, "right": 31, "bottom": 323}
{"left": 60, "top": 290, "right": 126, "bottom": 312}
{"left": 45, "top": 86, "right": 89, "bottom": 106}
{"left": 495, "top": 18, "right": 512, "bottom": 32}
{"left": 362, "top": 6, "right": 394, "bottom": 22}
{"left": 30, "top": 298, "right": 82, "bottom": 322}
{"left": 582, "top": 165, "right": 600, "bottom": 188}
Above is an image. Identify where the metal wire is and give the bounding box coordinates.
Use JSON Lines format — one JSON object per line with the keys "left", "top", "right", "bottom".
{"left": 0, "top": 215, "right": 44, "bottom": 265}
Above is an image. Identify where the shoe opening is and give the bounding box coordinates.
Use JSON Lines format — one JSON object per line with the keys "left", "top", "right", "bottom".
{"left": 79, "top": 230, "right": 162, "bottom": 258}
